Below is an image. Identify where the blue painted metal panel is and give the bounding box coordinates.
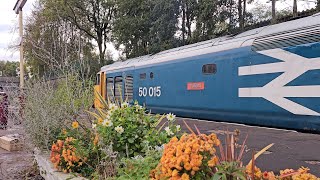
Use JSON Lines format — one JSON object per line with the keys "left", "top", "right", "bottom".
{"left": 105, "top": 42, "right": 320, "bottom": 132}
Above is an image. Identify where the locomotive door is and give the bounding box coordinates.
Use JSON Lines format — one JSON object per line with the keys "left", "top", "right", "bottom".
{"left": 106, "top": 77, "right": 114, "bottom": 103}
{"left": 114, "top": 76, "right": 123, "bottom": 103}
{"left": 124, "top": 75, "right": 134, "bottom": 103}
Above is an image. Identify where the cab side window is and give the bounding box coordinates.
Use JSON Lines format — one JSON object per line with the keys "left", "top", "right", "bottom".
{"left": 96, "top": 74, "right": 101, "bottom": 85}
{"left": 114, "top": 76, "right": 123, "bottom": 102}
{"left": 202, "top": 64, "right": 217, "bottom": 74}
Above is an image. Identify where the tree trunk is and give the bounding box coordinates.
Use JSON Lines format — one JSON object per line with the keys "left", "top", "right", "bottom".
{"left": 182, "top": 0, "right": 186, "bottom": 45}
{"left": 229, "top": 0, "right": 234, "bottom": 32}
{"left": 186, "top": 3, "right": 192, "bottom": 40}
{"left": 238, "top": 0, "right": 243, "bottom": 30}
{"left": 271, "top": 0, "right": 276, "bottom": 24}
{"left": 97, "top": 34, "right": 105, "bottom": 65}
{"left": 243, "top": 0, "right": 246, "bottom": 28}
{"left": 293, "top": 0, "right": 298, "bottom": 18}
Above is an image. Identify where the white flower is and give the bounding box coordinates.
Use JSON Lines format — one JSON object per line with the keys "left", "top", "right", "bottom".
{"left": 176, "top": 125, "right": 181, "bottom": 132}
{"left": 115, "top": 126, "right": 124, "bottom": 134}
{"left": 102, "top": 119, "right": 113, "bottom": 127}
{"left": 121, "top": 102, "right": 129, "bottom": 108}
{"left": 164, "top": 126, "right": 174, "bottom": 136}
{"left": 135, "top": 104, "right": 143, "bottom": 111}
{"left": 132, "top": 155, "right": 143, "bottom": 160}
{"left": 166, "top": 113, "right": 176, "bottom": 121}
{"left": 108, "top": 103, "right": 118, "bottom": 111}
{"left": 107, "top": 110, "right": 113, "bottom": 117}
{"left": 155, "top": 145, "right": 164, "bottom": 152}
{"left": 92, "top": 123, "right": 97, "bottom": 129}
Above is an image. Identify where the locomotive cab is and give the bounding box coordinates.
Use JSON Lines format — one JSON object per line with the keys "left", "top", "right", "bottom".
{"left": 94, "top": 72, "right": 106, "bottom": 108}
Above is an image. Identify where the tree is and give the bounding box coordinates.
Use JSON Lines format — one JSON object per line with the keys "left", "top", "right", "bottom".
{"left": 113, "top": 0, "right": 179, "bottom": 57}
{"left": 149, "top": 0, "right": 180, "bottom": 53}
{"left": 240, "top": 0, "right": 254, "bottom": 30}
{"left": 0, "top": 61, "right": 19, "bottom": 77}
{"left": 113, "top": 0, "right": 153, "bottom": 58}
{"left": 24, "top": 1, "right": 100, "bottom": 78}
{"left": 179, "top": 0, "right": 197, "bottom": 45}
{"left": 59, "top": 0, "right": 115, "bottom": 65}
{"left": 317, "top": 0, "right": 320, "bottom": 11}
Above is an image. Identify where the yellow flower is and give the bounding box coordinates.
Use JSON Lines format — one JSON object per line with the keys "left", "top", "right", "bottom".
{"left": 71, "top": 121, "right": 79, "bottom": 129}
{"left": 98, "top": 118, "right": 103, "bottom": 124}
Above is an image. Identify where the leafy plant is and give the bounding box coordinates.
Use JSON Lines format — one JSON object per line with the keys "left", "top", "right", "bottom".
{"left": 89, "top": 95, "right": 180, "bottom": 158}
{"left": 51, "top": 121, "right": 101, "bottom": 178}
{"left": 116, "top": 147, "right": 162, "bottom": 180}
{"left": 213, "top": 161, "right": 246, "bottom": 180}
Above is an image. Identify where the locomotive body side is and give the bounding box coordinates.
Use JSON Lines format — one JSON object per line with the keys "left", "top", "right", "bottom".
{"left": 98, "top": 14, "right": 320, "bottom": 131}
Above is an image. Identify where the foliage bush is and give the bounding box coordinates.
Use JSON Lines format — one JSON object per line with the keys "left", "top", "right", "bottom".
{"left": 116, "top": 147, "right": 163, "bottom": 180}
{"left": 91, "top": 101, "right": 180, "bottom": 158}
{"left": 50, "top": 121, "right": 101, "bottom": 178}
{"left": 24, "top": 75, "right": 93, "bottom": 150}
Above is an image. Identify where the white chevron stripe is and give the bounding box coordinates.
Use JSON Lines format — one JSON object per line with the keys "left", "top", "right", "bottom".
{"left": 238, "top": 48, "right": 320, "bottom": 116}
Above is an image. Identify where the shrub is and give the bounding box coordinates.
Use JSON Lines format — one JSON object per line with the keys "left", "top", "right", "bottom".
{"left": 51, "top": 121, "right": 101, "bottom": 178}
{"left": 91, "top": 101, "right": 180, "bottom": 158}
{"left": 116, "top": 147, "right": 163, "bottom": 180}
{"left": 24, "top": 75, "right": 93, "bottom": 150}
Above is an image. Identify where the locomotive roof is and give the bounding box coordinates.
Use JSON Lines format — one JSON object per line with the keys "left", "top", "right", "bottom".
{"left": 101, "top": 13, "right": 320, "bottom": 73}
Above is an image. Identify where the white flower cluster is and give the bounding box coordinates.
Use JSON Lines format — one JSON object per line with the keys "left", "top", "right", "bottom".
{"left": 166, "top": 113, "right": 176, "bottom": 121}
{"left": 164, "top": 126, "right": 174, "bottom": 136}
{"left": 115, "top": 126, "right": 124, "bottom": 134}
{"left": 109, "top": 103, "right": 118, "bottom": 112}
{"left": 121, "top": 102, "right": 129, "bottom": 108}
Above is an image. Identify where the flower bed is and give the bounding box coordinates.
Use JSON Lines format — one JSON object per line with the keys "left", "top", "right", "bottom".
{"left": 44, "top": 98, "right": 320, "bottom": 180}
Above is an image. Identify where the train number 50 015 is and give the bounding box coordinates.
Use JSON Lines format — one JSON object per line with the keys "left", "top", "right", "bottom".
{"left": 138, "top": 86, "right": 161, "bottom": 97}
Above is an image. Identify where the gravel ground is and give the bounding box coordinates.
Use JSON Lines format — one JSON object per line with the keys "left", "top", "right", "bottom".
{"left": 0, "top": 122, "right": 43, "bottom": 180}
{"left": 176, "top": 117, "right": 320, "bottom": 176}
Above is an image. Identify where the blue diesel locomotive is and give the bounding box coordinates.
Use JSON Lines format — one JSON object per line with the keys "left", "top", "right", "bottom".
{"left": 95, "top": 13, "right": 320, "bottom": 132}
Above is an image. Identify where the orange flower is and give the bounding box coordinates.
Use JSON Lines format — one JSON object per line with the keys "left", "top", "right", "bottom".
{"left": 208, "top": 156, "right": 219, "bottom": 167}
{"left": 51, "top": 144, "right": 57, "bottom": 151}
{"left": 181, "top": 173, "right": 190, "bottom": 180}
{"left": 150, "top": 133, "right": 220, "bottom": 180}
{"left": 57, "top": 140, "right": 64, "bottom": 147}
{"left": 93, "top": 134, "right": 99, "bottom": 146}
{"left": 263, "top": 171, "right": 269, "bottom": 179}
{"left": 72, "top": 121, "right": 79, "bottom": 129}
{"left": 172, "top": 169, "right": 179, "bottom": 177}
{"left": 184, "top": 163, "right": 192, "bottom": 171}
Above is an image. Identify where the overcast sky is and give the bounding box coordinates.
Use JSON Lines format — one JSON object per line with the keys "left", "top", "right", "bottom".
{"left": 0, "top": 0, "right": 36, "bottom": 61}
{"left": 0, "top": 0, "right": 316, "bottom": 62}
